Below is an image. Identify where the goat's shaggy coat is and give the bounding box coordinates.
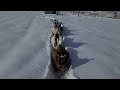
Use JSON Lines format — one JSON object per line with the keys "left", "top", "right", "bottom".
{"left": 51, "top": 45, "right": 70, "bottom": 72}
{"left": 50, "top": 34, "right": 63, "bottom": 49}
{"left": 51, "top": 19, "right": 63, "bottom": 36}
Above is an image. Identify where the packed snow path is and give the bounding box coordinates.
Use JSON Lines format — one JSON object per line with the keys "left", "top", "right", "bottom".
{"left": 0, "top": 11, "right": 120, "bottom": 79}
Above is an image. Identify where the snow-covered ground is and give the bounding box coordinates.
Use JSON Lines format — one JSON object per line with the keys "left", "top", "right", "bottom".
{"left": 0, "top": 11, "right": 120, "bottom": 79}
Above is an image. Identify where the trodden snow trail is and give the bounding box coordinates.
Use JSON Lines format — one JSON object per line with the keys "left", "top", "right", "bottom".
{"left": 60, "top": 69, "right": 77, "bottom": 79}
{"left": 42, "top": 33, "right": 51, "bottom": 79}
{"left": 43, "top": 33, "right": 61, "bottom": 79}
{"left": 42, "top": 16, "right": 59, "bottom": 79}
{"left": 43, "top": 16, "right": 77, "bottom": 79}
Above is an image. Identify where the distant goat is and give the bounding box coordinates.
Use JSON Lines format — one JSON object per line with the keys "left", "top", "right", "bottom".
{"left": 51, "top": 19, "right": 63, "bottom": 36}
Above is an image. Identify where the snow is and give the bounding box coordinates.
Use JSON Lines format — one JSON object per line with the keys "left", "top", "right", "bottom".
{"left": 0, "top": 11, "right": 120, "bottom": 79}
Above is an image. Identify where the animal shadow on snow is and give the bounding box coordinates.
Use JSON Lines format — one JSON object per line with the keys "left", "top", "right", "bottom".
{"left": 67, "top": 48, "right": 95, "bottom": 69}
{"left": 63, "top": 26, "right": 75, "bottom": 36}
{"left": 63, "top": 26, "right": 95, "bottom": 69}
{"left": 63, "top": 26, "right": 85, "bottom": 48}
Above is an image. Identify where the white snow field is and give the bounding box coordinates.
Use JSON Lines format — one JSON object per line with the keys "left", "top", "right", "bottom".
{"left": 0, "top": 11, "right": 120, "bottom": 79}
